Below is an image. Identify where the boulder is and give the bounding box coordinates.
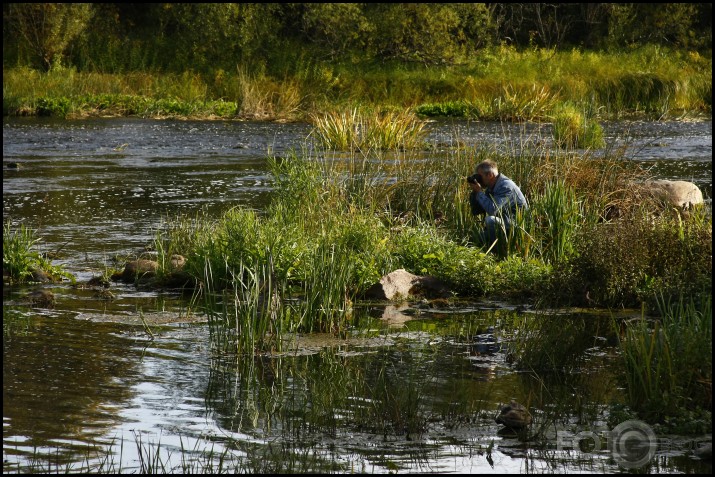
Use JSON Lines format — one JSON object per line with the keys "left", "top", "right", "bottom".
{"left": 364, "top": 269, "right": 452, "bottom": 301}
{"left": 120, "top": 259, "right": 159, "bottom": 282}
{"left": 495, "top": 400, "right": 532, "bottom": 430}
{"left": 645, "top": 180, "right": 704, "bottom": 210}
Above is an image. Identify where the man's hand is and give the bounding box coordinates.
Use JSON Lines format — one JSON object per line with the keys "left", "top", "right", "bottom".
{"left": 469, "top": 181, "right": 482, "bottom": 193}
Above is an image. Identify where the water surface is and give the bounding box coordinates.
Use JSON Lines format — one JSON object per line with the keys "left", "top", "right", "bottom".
{"left": 3, "top": 118, "right": 712, "bottom": 474}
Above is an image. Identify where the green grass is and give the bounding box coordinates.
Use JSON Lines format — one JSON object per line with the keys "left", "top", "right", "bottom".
{"left": 616, "top": 292, "right": 712, "bottom": 427}
{"left": 4, "top": 46, "right": 711, "bottom": 120}
{"left": 309, "top": 108, "right": 427, "bottom": 150}
{"left": 551, "top": 103, "right": 605, "bottom": 149}
{"left": 3, "top": 221, "right": 73, "bottom": 285}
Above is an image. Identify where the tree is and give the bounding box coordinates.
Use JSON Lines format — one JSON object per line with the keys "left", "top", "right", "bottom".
{"left": 298, "top": 3, "right": 373, "bottom": 60}
{"left": 365, "top": 3, "right": 492, "bottom": 64}
{"left": 6, "top": 3, "right": 93, "bottom": 71}
{"left": 606, "top": 3, "right": 706, "bottom": 50}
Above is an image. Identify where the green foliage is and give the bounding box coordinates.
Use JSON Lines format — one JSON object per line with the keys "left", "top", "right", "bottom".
{"left": 617, "top": 292, "right": 712, "bottom": 423}
{"left": 3, "top": 4, "right": 711, "bottom": 80}
{"left": 299, "top": 4, "right": 374, "bottom": 59}
{"left": 415, "top": 101, "right": 481, "bottom": 118}
{"left": 3, "top": 221, "right": 72, "bottom": 285}
{"left": 551, "top": 104, "right": 605, "bottom": 149}
{"left": 607, "top": 4, "right": 708, "bottom": 50}
{"left": 6, "top": 3, "right": 94, "bottom": 71}
{"left": 36, "top": 96, "right": 72, "bottom": 118}
{"left": 545, "top": 211, "right": 713, "bottom": 309}
{"left": 364, "top": 4, "right": 492, "bottom": 65}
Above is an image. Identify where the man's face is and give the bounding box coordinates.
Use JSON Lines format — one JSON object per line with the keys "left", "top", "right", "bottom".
{"left": 477, "top": 169, "right": 495, "bottom": 188}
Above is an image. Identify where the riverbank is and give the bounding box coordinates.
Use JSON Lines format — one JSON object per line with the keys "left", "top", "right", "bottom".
{"left": 3, "top": 46, "right": 712, "bottom": 122}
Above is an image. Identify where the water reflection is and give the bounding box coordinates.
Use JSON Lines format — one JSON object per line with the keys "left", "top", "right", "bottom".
{"left": 3, "top": 302, "right": 711, "bottom": 473}
{"left": 2, "top": 307, "right": 137, "bottom": 469}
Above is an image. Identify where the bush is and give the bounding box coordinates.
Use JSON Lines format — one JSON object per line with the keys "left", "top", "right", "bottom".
{"left": 544, "top": 211, "right": 712, "bottom": 309}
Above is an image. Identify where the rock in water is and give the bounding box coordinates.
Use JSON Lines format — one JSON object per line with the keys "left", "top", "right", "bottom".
{"left": 495, "top": 400, "right": 532, "bottom": 429}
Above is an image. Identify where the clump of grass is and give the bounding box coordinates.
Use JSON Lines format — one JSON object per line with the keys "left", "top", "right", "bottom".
{"left": 529, "top": 180, "right": 582, "bottom": 263}
{"left": 234, "top": 69, "right": 302, "bottom": 120}
{"left": 488, "top": 84, "right": 560, "bottom": 122}
{"left": 3, "top": 221, "right": 42, "bottom": 283}
{"left": 415, "top": 100, "right": 481, "bottom": 118}
{"left": 3, "top": 221, "right": 72, "bottom": 284}
{"left": 309, "top": 108, "right": 427, "bottom": 150}
{"left": 551, "top": 103, "right": 605, "bottom": 149}
{"left": 616, "top": 291, "right": 712, "bottom": 426}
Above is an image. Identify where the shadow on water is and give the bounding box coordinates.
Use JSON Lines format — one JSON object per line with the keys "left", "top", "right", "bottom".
{"left": 3, "top": 118, "right": 712, "bottom": 473}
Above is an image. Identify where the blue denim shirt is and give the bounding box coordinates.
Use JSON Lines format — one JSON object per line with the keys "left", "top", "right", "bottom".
{"left": 469, "top": 173, "right": 528, "bottom": 226}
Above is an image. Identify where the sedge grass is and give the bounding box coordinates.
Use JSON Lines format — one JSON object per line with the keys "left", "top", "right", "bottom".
{"left": 309, "top": 108, "right": 427, "bottom": 150}
{"left": 530, "top": 180, "right": 581, "bottom": 264}
{"left": 617, "top": 291, "right": 712, "bottom": 423}
{"left": 551, "top": 103, "right": 605, "bottom": 149}
{"left": 3, "top": 221, "right": 42, "bottom": 283}
{"left": 3, "top": 220, "right": 73, "bottom": 284}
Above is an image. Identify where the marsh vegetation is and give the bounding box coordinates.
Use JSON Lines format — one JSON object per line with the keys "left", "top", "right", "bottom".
{"left": 3, "top": 4, "right": 711, "bottom": 473}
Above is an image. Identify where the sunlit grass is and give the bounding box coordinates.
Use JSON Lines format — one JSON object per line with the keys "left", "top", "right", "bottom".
{"left": 2, "top": 221, "right": 73, "bottom": 284}
{"left": 551, "top": 103, "right": 605, "bottom": 149}
{"left": 309, "top": 108, "right": 427, "bottom": 150}
{"left": 6, "top": 45, "right": 709, "bottom": 120}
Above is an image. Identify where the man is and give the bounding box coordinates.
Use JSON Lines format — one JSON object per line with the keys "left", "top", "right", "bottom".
{"left": 467, "top": 159, "right": 528, "bottom": 249}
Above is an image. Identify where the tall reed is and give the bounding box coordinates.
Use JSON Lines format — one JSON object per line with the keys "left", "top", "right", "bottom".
{"left": 293, "top": 242, "right": 355, "bottom": 334}
{"left": 530, "top": 180, "right": 581, "bottom": 263}
{"left": 617, "top": 292, "right": 712, "bottom": 423}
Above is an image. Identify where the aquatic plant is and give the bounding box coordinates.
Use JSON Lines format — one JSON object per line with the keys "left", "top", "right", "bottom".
{"left": 3, "top": 221, "right": 41, "bottom": 283}
{"left": 529, "top": 180, "right": 581, "bottom": 264}
{"left": 2, "top": 221, "right": 72, "bottom": 285}
{"left": 543, "top": 207, "right": 712, "bottom": 309}
{"left": 551, "top": 103, "right": 605, "bottom": 149}
{"left": 617, "top": 291, "right": 712, "bottom": 425}
{"left": 309, "top": 108, "right": 427, "bottom": 150}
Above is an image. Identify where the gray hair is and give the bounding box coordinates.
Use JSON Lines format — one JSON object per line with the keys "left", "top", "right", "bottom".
{"left": 476, "top": 159, "right": 498, "bottom": 176}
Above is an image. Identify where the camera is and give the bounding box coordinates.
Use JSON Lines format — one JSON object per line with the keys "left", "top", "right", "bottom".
{"left": 467, "top": 173, "right": 483, "bottom": 186}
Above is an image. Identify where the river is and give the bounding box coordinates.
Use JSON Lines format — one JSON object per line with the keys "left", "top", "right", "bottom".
{"left": 3, "top": 117, "right": 712, "bottom": 474}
